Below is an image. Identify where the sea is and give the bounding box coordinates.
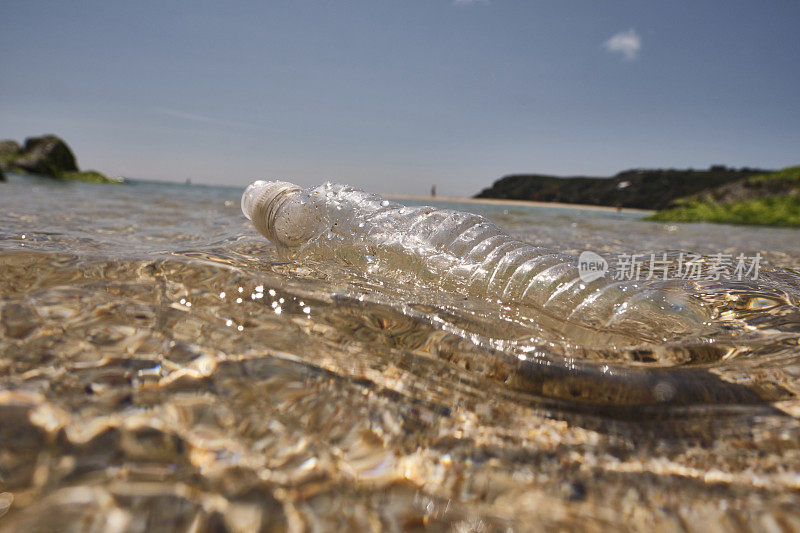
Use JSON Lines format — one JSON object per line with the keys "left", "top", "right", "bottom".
{"left": 1, "top": 172, "right": 799, "bottom": 531}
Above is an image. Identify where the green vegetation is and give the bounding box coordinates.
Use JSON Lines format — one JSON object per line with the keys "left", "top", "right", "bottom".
{"left": 475, "top": 166, "right": 768, "bottom": 210}
{"left": 747, "top": 165, "right": 800, "bottom": 185}
{"left": 478, "top": 164, "right": 800, "bottom": 227}
{"left": 648, "top": 196, "right": 800, "bottom": 227}
{"left": 60, "top": 170, "right": 121, "bottom": 184}
{"left": 0, "top": 141, "right": 21, "bottom": 175}
{"left": 647, "top": 167, "right": 800, "bottom": 227}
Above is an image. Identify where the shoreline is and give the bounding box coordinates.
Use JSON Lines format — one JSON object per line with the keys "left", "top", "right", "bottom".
{"left": 383, "top": 193, "right": 655, "bottom": 214}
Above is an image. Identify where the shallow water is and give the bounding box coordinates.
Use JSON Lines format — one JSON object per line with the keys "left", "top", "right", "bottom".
{"left": 1, "top": 173, "right": 799, "bottom": 531}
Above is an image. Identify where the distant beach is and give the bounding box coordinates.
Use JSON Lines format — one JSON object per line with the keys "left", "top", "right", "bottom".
{"left": 384, "top": 193, "right": 655, "bottom": 213}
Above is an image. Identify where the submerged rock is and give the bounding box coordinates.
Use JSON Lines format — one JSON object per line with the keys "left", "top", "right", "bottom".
{"left": 0, "top": 303, "right": 39, "bottom": 339}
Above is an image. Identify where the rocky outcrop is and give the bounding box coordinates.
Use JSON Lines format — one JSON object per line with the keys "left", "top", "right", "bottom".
{"left": 475, "top": 166, "right": 770, "bottom": 210}
{"left": 14, "top": 135, "right": 78, "bottom": 175}
{"left": 0, "top": 140, "right": 21, "bottom": 180}
{"left": 0, "top": 135, "right": 117, "bottom": 183}
{"left": 0, "top": 140, "right": 21, "bottom": 159}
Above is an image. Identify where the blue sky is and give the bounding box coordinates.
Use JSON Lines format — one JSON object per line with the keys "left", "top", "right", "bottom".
{"left": 1, "top": 1, "right": 798, "bottom": 195}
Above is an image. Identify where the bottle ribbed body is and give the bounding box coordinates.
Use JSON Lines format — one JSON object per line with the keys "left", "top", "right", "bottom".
{"left": 243, "top": 181, "right": 709, "bottom": 344}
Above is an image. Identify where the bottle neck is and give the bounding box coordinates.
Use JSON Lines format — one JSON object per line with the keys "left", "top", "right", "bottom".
{"left": 247, "top": 182, "right": 302, "bottom": 243}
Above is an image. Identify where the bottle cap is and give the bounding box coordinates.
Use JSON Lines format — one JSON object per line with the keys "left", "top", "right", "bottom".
{"left": 241, "top": 180, "right": 301, "bottom": 240}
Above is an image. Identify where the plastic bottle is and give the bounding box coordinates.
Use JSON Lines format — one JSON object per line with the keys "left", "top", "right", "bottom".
{"left": 242, "top": 180, "right": 709, "bottom": 345}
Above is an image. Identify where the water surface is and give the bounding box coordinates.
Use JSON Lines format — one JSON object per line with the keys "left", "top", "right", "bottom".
{"left": 1, "top": 174, "right": 799, "bottom": 531}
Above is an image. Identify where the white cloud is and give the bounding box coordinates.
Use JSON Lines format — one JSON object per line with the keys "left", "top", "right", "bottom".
{"left": 452, "top": 0, "right": 489, "bottom": 6}
{"left": 603, "top": 29, "right": 641, "bottom": 61}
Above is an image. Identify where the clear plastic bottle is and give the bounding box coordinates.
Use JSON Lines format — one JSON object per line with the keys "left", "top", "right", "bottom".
{"left": 242, "top": 180, "right": 709, "bottom": 344}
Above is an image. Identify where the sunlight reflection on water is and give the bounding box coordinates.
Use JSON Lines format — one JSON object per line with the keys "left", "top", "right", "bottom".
{"left": 1, "top": 174, "right": 800, "bottom": 529}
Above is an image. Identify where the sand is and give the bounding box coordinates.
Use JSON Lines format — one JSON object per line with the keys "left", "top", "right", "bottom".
{"left": 383, "top": 193, "right": 655, "bottom": 214}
